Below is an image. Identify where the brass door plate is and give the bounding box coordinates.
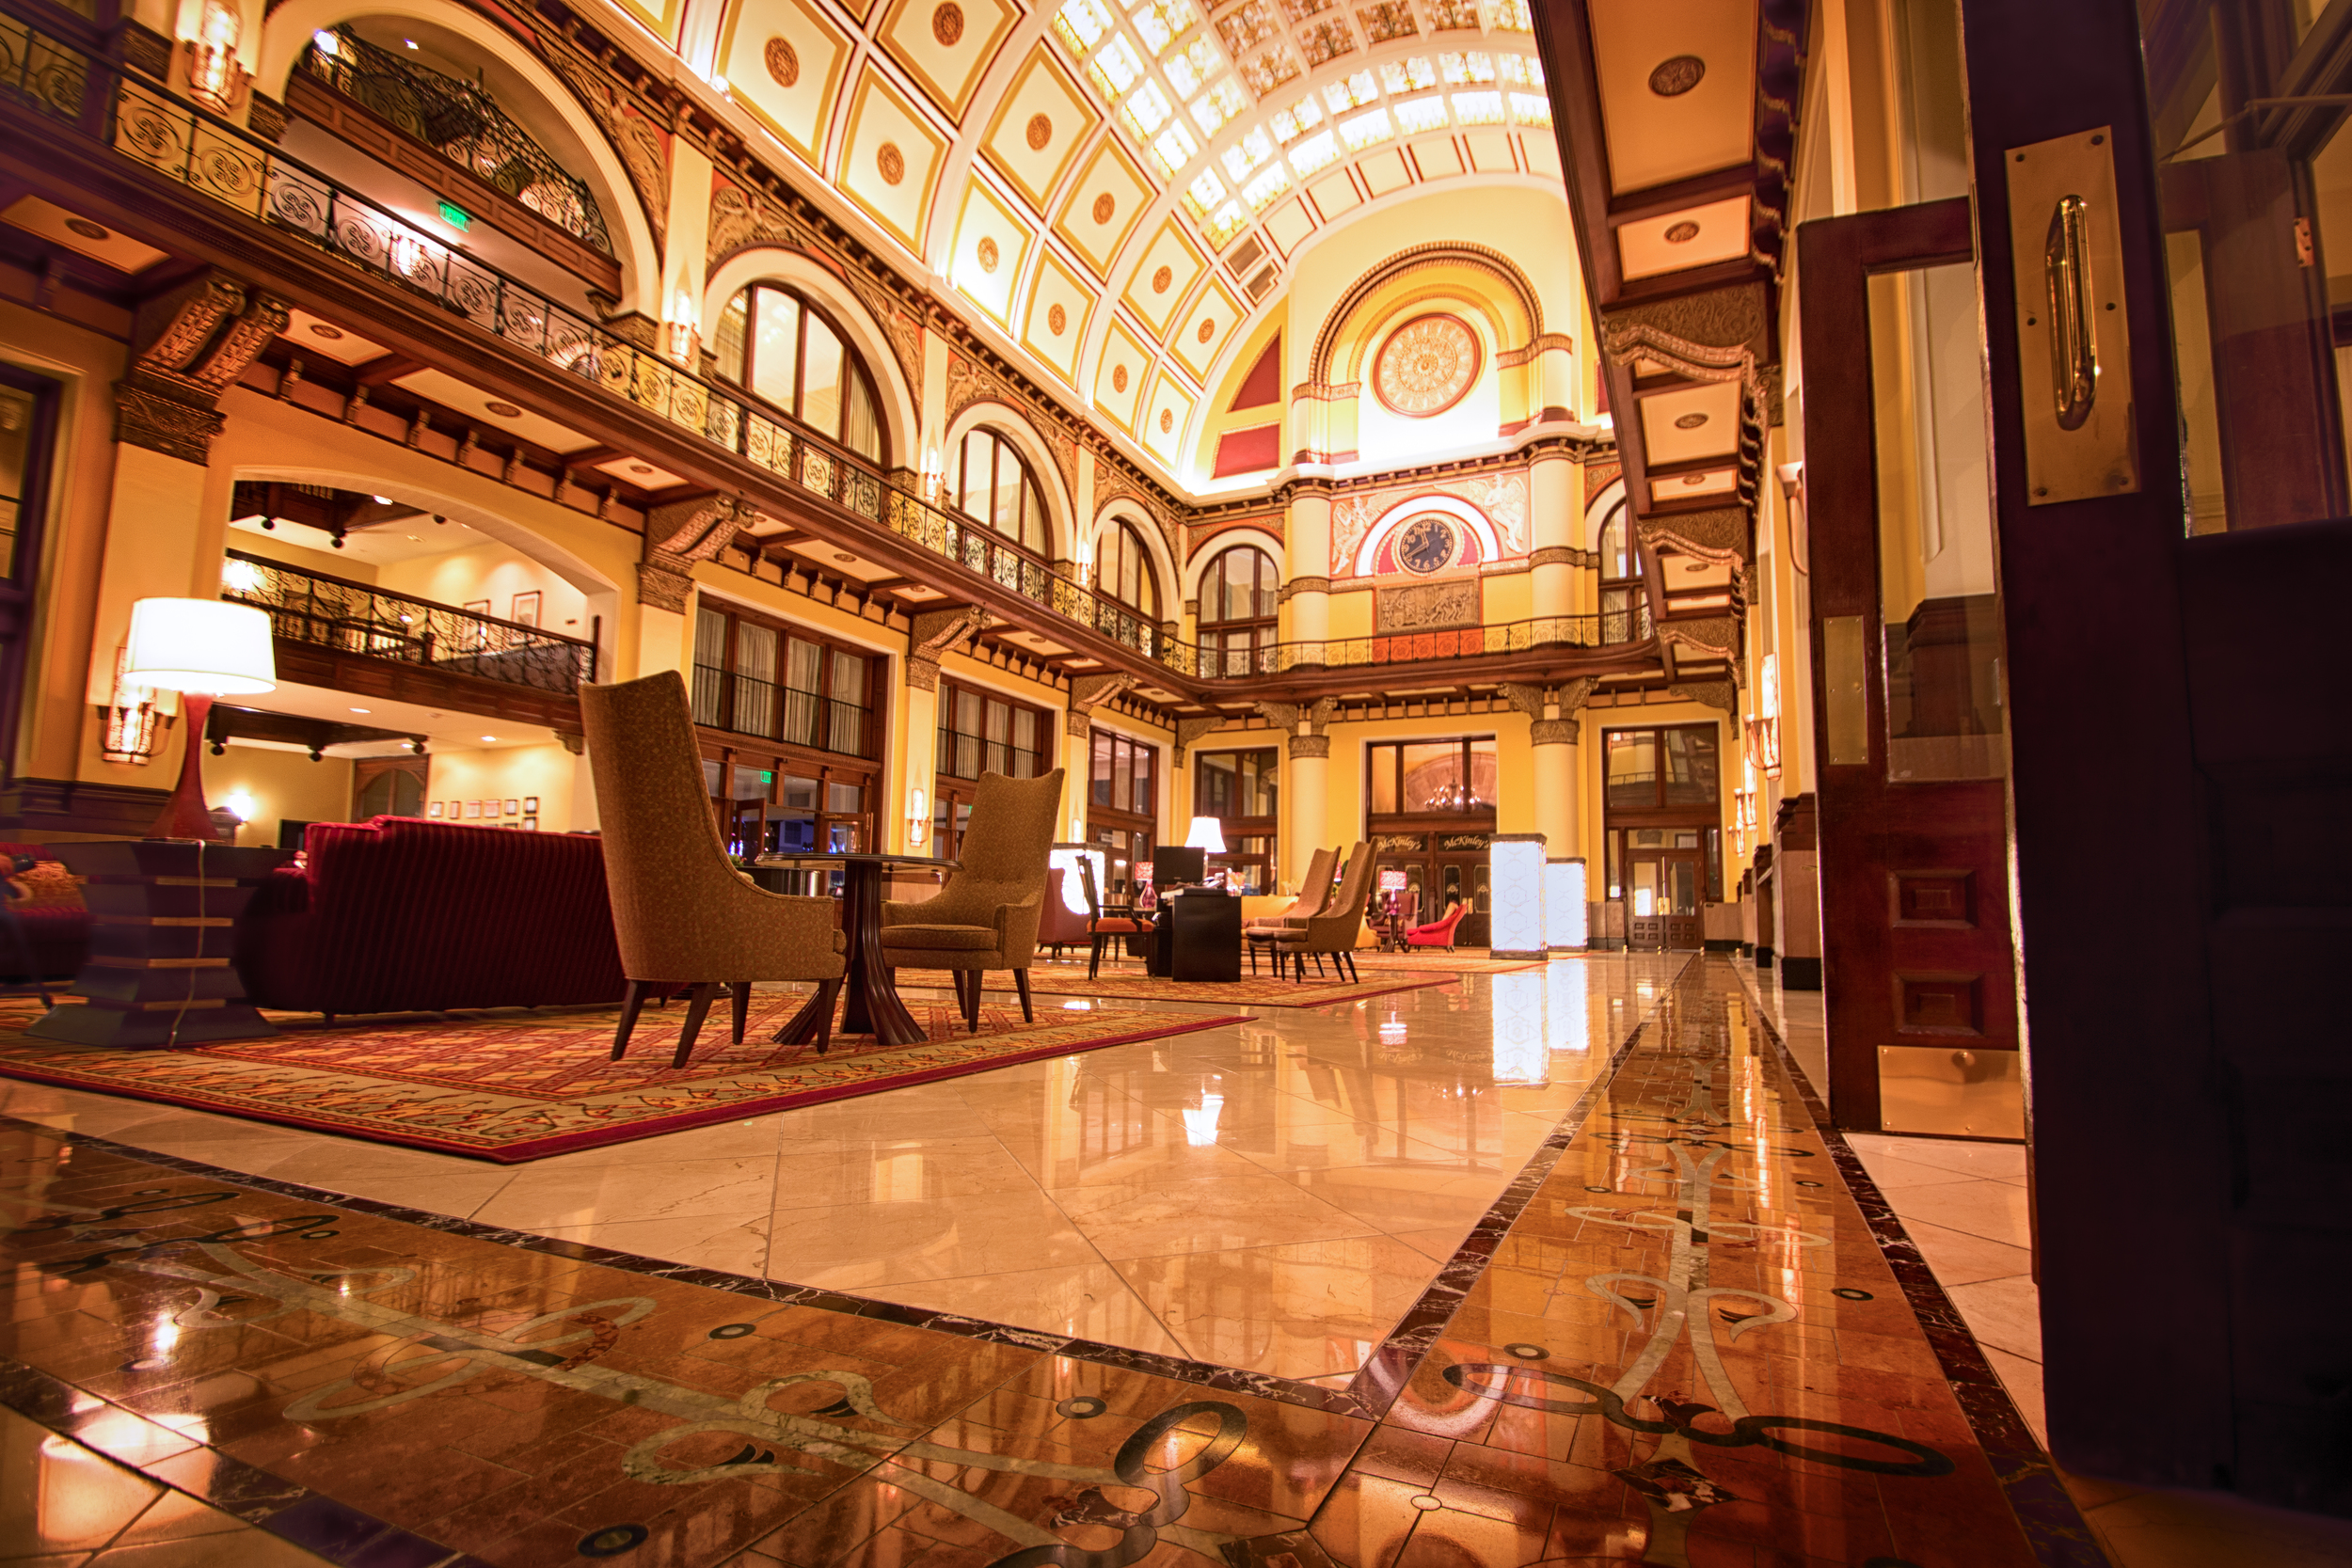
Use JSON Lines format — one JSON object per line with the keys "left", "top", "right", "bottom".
{"left": 1878, "top": 1042, "right": 2024, "bottom": 1139}
{"left": 2005, "top": 127, "right": 2137, "bottom": 505}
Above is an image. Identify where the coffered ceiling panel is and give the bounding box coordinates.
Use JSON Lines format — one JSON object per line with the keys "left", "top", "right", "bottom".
{"left": 979, "top": 46, "right": 1100, "bottom": 209}
{"left": 1056, "top": 136, "right": 1155, "bottom": 277}
{"left": 1617, "top": 193, "right": 1752, "bottom": 279}
{"left": 1141, "top": 372, "right": 1195, "bottom": 461}
{"left": 837, "top": 69, "right": 949, "bottom": 252}
{"left": 1649, "top": 467, "right": 1738, "bottom": 505}
{"left": 1636, "top": 379, "right": 1742, "bottom": 465}
{"left": 950, "top": 182, "right": 1032, "bottom": 325}
{"left": 1120, "top": 218, "right": 1207, "bottom": 336}
{"left": 1094, "top": 316, "right": 1152, "bottom": 431}
{"left": 1587, "top": 0, "right": 1756, "bottom": 194}
{"left": 718, "top": 0, "right": 852, "bottom": 166}
{"left": 875, "top": 0, "right": 1022, "bottom": 121}
{"left": 1022, "top": 248, "right": 1095, "bottom": 381}
{"left": 1168, "top": 277, "right": 1244, "bottom": 380}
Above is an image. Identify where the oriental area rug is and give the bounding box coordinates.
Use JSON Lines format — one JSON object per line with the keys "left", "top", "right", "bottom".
{"left": 0, "top": 990, "right": 1246, "bottom": 1164}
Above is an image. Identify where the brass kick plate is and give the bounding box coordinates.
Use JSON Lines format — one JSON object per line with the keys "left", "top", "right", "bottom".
{"left": 1878, "top": 1043, "right": 2024, "bottom": 1139}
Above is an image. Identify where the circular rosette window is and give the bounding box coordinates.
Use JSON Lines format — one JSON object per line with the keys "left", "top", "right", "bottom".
{"left": 1373, "top": 312, "right": 1483, "bottom": 418}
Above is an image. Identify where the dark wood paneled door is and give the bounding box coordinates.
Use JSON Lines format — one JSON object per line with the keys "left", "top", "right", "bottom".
{"left": 1797, "top": 197, "right": 2023, "bottom": 1139}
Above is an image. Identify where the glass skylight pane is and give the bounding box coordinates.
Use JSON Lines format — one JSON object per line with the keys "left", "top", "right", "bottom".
{"left": 1270, "top": 97, "right": 1322, "bottom": 142}
{"left": 1054, "top": 0, "right": 1114, "bottom": 54}
{"left": 1151, "top": 119, "right": 1201, "bottom": 174}
{"left": 1120, "top": 80, "right": 1172, "bottom": 135}
{"left": 1191, "top": 76, "right": 1246, "bottom": 135}
{"left": 1439, "top": 50, "right": 1494, "bottom": 84}
{"left": 1129, "top": 0, "right": 1195, "bottom": 55}
{"left": 1345, "top": 69, "right": 1377, "bottom": 103}
{"left": 1452, "top": 89, "right": 1503, "bottom": 124}
{"left": 1088, "top": 36, "right": 1145, "bottom": 97}
{"left": 1219, "top": 128, "right": 1272, "bottom": 182}
{"left": 1203, "top": 200, "right": 1248, "bottom": 246}
{"left": 1242, "top": 164, "right": 1291, "bottom": 211}
{"left": 1164, "top": 50, "right": 1203, "bottom": 97}
{"left": 1380, "top": 56, "right": 1436, "bottom": 93}
{"left": 1184, "top": 167, "right": 1228, "bottom": 218}
{"left": 1483, "top": 0, "right": 1532, "bottom": 31}
{"left": 1508, "top": 90, "right": 1550, "bottom": 126}
{"left": 1338, "top": 106, "right": 1391, "bottom": 150}
{"left": 1498, "top": 53, "right": 1536, "bottom": 86}
{"left": 1393, "top": 94, "right": 1448, "bottom": 135}
{"left": 1287, "top": 128, "right": 1339, "bottom": 175}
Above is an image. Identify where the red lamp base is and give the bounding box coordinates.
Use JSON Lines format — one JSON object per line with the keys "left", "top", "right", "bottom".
{"left": 148, "top": 693, "right": 222, "bottom": 841}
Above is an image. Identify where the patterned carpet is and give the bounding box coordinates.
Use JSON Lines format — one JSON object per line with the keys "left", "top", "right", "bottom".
{"left": 903, "top": 961, "right": 1455, "bottom": 1007}
{"left": 0, "top": 990, "right": 1247, "bottom": 1163}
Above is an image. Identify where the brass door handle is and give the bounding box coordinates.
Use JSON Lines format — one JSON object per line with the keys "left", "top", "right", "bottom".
{"left": 2043, "top": 193, "right": 2098, "bottom": 431}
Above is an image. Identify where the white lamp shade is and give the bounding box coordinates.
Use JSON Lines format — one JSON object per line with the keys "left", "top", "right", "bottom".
{"left": 1184, "top": 816, "right": 1227, "bottom": 854}
{"left": 124, "top": 598, "right": 276, "bottom": 696}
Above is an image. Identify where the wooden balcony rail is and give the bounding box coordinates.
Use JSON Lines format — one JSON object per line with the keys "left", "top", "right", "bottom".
{"left": 3, "top": 6, "right": 1656, "bottom": 688}
{"left": 222, "top": 549, "right": 597, "bottom": 695}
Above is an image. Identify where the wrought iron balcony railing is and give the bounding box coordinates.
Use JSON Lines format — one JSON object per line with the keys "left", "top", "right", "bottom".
{"left": 691, "top": 663, "right": 874, "bottom": 758}
{"left": 223, "top": 550, "right": 596, "bottom": 695}
{"left": 296, "top": 27, "right": 611, "bottom": 259}
{"left": 1, "top": 8, "right": 1653, "bottom": 689}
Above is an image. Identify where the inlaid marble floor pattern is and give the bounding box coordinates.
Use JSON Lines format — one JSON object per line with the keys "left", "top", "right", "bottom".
{"left": 0, "top": 956, "right": 1687, "bottom": 1385}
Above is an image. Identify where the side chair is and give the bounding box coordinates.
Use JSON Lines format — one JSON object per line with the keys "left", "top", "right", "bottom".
{"left": 880, "top": 768, "right": 1064, "bottom": 1030}
{"left": 1078, "top": 854, "right": 1146, "bottom": 979}
{"left": 1270, "top": 841, "right": 1374, "bottom": 983}
{"left": 1243, "top": 845, "right": 1336, "bottom": 975}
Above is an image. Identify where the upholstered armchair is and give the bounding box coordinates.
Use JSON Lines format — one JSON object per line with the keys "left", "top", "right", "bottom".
{"left": 880, "top": 768, "right": 1065, "bottom": 1029}
{"left": 1269, "top": 842, "right": 1375, "bottom": 983}
{"left": 580, "top": 670, "right": 847, "bottom": 1068}
{"left": 1243, "top": 845, "right": 1336, "bottom": 975}
{"left": 1406, "top": 900, "right": 1468, "bottom": 952}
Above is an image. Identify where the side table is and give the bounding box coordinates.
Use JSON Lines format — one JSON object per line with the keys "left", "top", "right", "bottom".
{"left": 26, "top": 840, "right": 288, "bottom": 1046}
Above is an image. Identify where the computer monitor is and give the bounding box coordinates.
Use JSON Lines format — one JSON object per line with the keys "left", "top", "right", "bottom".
{"left": 1152, "top": 845, "right": 1207, "bottom": 890}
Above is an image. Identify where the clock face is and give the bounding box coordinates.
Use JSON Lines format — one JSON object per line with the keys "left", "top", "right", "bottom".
{"left": 1398, "top": 515, "right": 1455, "bottom": 575}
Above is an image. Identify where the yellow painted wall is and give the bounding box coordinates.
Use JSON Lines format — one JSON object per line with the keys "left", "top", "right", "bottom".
{"left": 378, "top": 538, "right": 591, "bottom": 633}
{"left": 232, "top": 531, "right": 378, "bottom": 582}
{"left": 421, "top": 743, "right": 580, "bottom": 832}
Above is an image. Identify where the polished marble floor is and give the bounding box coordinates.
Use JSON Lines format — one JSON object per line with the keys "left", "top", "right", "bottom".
{"left": 0, "top": 956, "right": 1686, "bottom": 1385}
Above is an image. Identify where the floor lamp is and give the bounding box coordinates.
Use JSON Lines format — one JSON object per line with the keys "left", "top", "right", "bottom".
{"left": 126, "top": 597, "right": 278, "bottom": 838}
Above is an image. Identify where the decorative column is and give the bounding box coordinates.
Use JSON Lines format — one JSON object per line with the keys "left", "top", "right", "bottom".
{"left": 634, "top": 494, "right": 744, "bottom": 675}
{"left": 902, "top": 610, "right": 990, "bottom": 851}
{"left": 1065, "top": 672, "right": 1139, "bottom": 841}
{"left": 1283, "top": 483, "right": 1332, "bottom": 653}
{"left": 1257, "top": 699, "right": 1336, "bottom": 873}
{"left": 1529, "top": 445, "right": 1577, "bottom": 627}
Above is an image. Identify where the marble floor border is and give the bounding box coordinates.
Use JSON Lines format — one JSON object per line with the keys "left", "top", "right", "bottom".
{"left": 0, "top": 954, "right": 1692, "bottom": 1439}
{"left": 1725, "top": 960, "right": 2102, "bottom": 1568}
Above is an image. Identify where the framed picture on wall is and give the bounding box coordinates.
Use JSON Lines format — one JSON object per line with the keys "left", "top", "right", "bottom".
{"left": 523, "top": 796, "right": 539, "bottom": 813}
{"left": 446, "top": 801, "right": 460, "bottom": 819}
{"left": 523, "top": 816, "right": 539, "bottom": 831}
{"left": 503, "top": 798, "right": 519, "bottom": 815}
{"left": 510, "top": 592, "right": 541, "bottom": 627}
{"left": 464, "top": 599, "right": 490, "bottom": 616}
{"left": 465, "top": 800, "right": 481, "bottom": 818}
{"left": 429, "top": 801, "right": 444, "bottom": 817}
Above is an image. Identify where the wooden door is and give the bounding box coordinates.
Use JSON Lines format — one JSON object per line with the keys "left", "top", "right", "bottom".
{"left": 1625, "top": 849, "right": 1702, "bottom": 950}
{"left": 353, "top": 756, "right": 427, "bottom": 820}
{"left": 1797, "top": 197, "right": 2023, "bottom": 1139}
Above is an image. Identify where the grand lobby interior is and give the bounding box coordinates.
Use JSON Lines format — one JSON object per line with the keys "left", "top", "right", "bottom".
{"left": 0, "top": 0, "right": 2347, "bottom": 1562}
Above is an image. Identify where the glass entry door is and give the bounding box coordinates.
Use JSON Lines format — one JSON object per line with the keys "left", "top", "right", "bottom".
{"left": 1625, "top": 849, "right": 1702, "bottom": 950}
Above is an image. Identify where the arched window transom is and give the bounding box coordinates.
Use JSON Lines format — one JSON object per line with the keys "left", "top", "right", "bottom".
{"left": 1200, "top": 545, "right": 1279, "bottom": 674}
{"left": 1095, "top": 521, "right": 1162, "bottom": 623}
{"left": 952, "top": 430, "right": 1047, "bottom": 554}
{"left": 713, "top": 284, "right": 883, "bottom": 462}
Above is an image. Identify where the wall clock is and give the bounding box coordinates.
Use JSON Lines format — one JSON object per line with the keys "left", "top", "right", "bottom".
{"left": 1397, "top": 515, "right": 1456, "bottom": 575}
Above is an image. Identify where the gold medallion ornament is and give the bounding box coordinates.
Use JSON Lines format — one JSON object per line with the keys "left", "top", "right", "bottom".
{"left": 977, "top": 236, "right": 999, "bottom": 273}
{"left": 1026, "top": 112, "right": 1052, "bottom": 150}
{"left": 1373, "top": 312, "right": 1481, "bottom": 418}
{"left": 1112, "top": 364, "right": 1128, "bottom": 392}
{"left": 1152, "top": 264, "right": 1172, "bottom": 293}
{"left": 1197, "top": 318, "right": 1216, "bottom": 343}
{"left": 1048, "top": 303, "right": 1068, "bottom": 335}
{"left": 1092, "top": 192, "right": 1116, "bottom": 224}
{"left": 877, "top": 142, "right": 905, "bottom": 184}
{"left": 1159, "top": 408, "right": 1173, "bottom": 433}
{"left": 1664, "top": 220, "right": 1700, "bottom": 243}
{"left": 932, "top": 2, "right": 964, "bottom": 45}
{"left": 764, "top": 37, "right": 799, "bottom": 87}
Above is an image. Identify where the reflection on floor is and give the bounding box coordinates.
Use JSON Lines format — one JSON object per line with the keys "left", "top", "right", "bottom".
{"left": 0, "top": 957, "right": 2110, "bottom": 1567}
{"left": 0, "top": 955, "right": 1686, "bottom": 1384}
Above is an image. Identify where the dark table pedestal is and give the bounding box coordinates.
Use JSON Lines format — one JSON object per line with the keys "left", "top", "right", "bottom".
{"left": 1150, "top": 892, "right": 1243, "bottom": 983}
{"left": 27, "top": 840, "right": 288, "bottom": 1047}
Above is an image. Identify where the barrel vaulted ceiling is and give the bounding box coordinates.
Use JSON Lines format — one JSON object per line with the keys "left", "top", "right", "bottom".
{"left": 604, "top": 0, "right": 1567, "bottom": 488}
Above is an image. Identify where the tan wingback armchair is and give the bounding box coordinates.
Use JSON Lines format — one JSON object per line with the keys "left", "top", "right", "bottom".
{"left": 1269, "top": 841, "right": 1374, "bottom": 984}
{"left": 881, "top": 768, "right": 1064, "bottom": 1030}
{"left": 1243, "top": 846, "right": 1336, "bottom": 975}
{"left": 580, "top": 670, "right": 847, "bottom": 1068}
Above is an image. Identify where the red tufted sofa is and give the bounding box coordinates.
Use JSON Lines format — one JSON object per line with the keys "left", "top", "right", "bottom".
{"left": 236, "top": 816, "right": 627, "bottom": 1021}
{"left": 0, "top": 842, "right": 90, "bottom": 980}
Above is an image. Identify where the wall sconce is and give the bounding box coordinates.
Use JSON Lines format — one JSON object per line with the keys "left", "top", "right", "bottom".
{"left": 99, "top": 645, "right": 177, "bottom": 765}
{"left": 184, "top": 0, "right": 248, "bottom": 115}
{"left": 918, "top": 448, "right": 944, "bottom": 501}
{"left": 905, "top": 784, "right": 928, "bottom": 847}
{"left": 1488, "top": 832, "right": 1547, "bottom": 960}
{"left": 1753, "top": 655, "right": 1783, "bottom": 780}
{"left": 668, "top": 289, "right": 701, "bottom": 364}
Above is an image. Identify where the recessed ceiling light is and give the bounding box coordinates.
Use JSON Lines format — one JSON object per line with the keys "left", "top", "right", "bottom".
{"left": 373, "top": 494, "right": 391, "bottom": 503}
{"left": 349, "top": 706, "right": 371, "bottom": 714}
{"left": 481, "top": 735, "right": 497, "bottom": 742}
{"left": 403, "top": 38, "right": 417, "bottom": 47}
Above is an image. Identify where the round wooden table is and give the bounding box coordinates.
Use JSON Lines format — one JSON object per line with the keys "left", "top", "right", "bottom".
{"left": 752, "top": 852, "right": 953, "bottom": 1049}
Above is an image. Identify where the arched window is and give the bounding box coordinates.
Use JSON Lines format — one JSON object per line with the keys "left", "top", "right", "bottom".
{"left": 712, "top": 285, "right": 883, "bottom": 462}
{"left": 951, "top": 429, "right": 1047, "bottom": 554}
{"left": 1095, "top": 521, "right": 1162, "bottom": 623}
{"left": 1200, "top": 546, "right": 1279, "bottom": 675}
{"left": 1596, "top": 499, "right": 1644, "bottom": 643}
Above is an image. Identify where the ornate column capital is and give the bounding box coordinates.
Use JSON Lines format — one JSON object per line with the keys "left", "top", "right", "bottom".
{"left": 1531, "top": 718, "right": 1580, "bottom": 747}
{"left": 1289, "top": 734, "right": 1331, "bottom": 760}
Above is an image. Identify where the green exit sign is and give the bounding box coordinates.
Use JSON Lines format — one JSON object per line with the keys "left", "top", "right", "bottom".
{"left": 761, "top": 770, "right": 774, "bottom": 784}
{"left": 437, "top": 200, "right": 471, "bottom": 231}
